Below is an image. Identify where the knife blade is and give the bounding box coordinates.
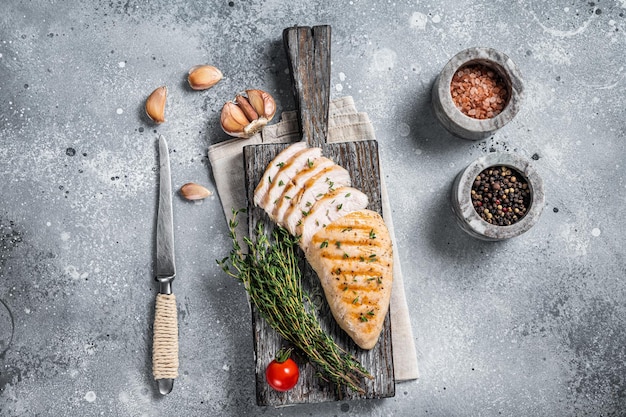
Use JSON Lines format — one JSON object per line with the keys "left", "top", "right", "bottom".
{"left": 156, "top": 135, "right": 176, "bottom": 282}
{"left": 152, "top": 135, "right": 178, "bottom": 395}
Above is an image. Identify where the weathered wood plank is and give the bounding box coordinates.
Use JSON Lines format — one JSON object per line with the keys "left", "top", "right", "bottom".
{"left": 244, "top": 142, "right": 394, "bottom": 406}
{"left": 242, "top": 25, "right": 395, "bottom": 406}
{"left": 283, "top": 25, "right": 331, "bottom": 149}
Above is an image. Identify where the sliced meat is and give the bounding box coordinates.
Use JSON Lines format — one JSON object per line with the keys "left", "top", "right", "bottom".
{"left": 271, "top": 156, "right": 336, "bottom": 225}
{"left": 260, "top": 147, "right": 323, "bottom": 221}
{"left": 296, "top": 186, "right": 368, "bottom": 251}
{"left": 305, "top": 209, "right": 393, "bottom": 350}
{"left": 283, "top": 165, "right": 352, "bottom": 235}
{"left": 253, "top": 141, "right": 307, "bottom": 208}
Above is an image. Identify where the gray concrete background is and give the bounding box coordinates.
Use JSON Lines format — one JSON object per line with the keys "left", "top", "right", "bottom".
{"left": 1, "top": 1, "right": 625, "bottom": 416}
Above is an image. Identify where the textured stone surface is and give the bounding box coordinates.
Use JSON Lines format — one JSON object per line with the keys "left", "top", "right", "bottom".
{"left": 1, "top": 1, "right": 625, "bottom": 416}
{"left": 431, "top": 47, "right": 525, "bottom": 140}
{"left": 451, "top": 152, "right": 545, "bottom": 241}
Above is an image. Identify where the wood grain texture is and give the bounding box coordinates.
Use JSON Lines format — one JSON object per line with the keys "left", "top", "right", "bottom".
{"left": 243, "top": 25, "right": 395, "bottom": 406}
{"left": 283, "top": 25, "right": 331, "bottom": 149}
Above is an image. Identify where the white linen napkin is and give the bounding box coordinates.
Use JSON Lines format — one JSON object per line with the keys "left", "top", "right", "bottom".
{"left": 208, "top": 96, "right": 418, "bottom": 381}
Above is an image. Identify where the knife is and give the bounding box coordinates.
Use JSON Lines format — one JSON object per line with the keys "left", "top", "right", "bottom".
{"left": 152, "top": 135, "right": 178, "bottom": 395}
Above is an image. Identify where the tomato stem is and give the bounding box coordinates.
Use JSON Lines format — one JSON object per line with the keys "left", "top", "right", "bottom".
{"left": 275, "top": 347, "right": 294, "bottom": 363}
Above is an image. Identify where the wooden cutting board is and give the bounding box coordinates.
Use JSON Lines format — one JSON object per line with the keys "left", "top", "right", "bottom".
{"left": 243, "top": 25, "right": 395, "bottom": 406}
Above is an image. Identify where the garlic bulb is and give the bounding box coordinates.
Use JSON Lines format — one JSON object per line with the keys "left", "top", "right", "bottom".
{"left": 220, "top": 89, "right": 276, "bottom": 138}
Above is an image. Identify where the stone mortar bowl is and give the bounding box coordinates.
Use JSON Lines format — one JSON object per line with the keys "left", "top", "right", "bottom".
{"left": 432, "top": 47, "right": 524, "bottom": 140}
{"left": 450, "top": 152, "right": 545, "bottom": 241}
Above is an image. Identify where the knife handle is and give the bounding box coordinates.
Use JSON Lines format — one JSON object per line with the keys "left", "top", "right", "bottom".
{"left": 152, "top": 293, "right": 179, "bottom": 381}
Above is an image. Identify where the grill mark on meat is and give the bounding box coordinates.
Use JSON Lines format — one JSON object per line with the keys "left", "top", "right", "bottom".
{"left": 261, "top": 147, "right": 323, "bottom": 212}
{"left": 297, "top": 186, "right": 368, "bottom": 251}
{"left": 254, "top": 142, "right": 307, "bottom": 208}
{"left": 283, "top": 167, "right": 352, "bottom": 236}
{"left": 271, "top": 156, "right": 335, "bottom": 223}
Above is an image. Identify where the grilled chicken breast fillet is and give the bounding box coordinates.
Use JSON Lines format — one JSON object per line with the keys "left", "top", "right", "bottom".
{"left": 270, "top": 156, "right": 335, "bottom": 225}
{"left": 253, "top": 143, "right": 393, "bottom": 351}
{"left": 260, "top": 147, "right": 323, "bottom": 217}
{"left": 253, "top": 141, "right": 307, "bottom": 209}
{"left": 305, "top": 209, "right": 393, "bottom": 350}
{"left": 283, "top": 165, "right": 352, "bottom": 235}
{"left": 296, "top": 186, "right": 368, "bottom": 252}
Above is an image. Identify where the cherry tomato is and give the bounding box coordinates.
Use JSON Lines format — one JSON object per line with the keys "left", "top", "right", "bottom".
{"left": 265, "top": 349, "right": 299, "bottom": 392}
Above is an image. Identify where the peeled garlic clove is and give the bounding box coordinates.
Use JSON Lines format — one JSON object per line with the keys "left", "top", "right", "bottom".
{"left": 145, "top": 86, "right": 167, "bottom": 124}
{"left": 188, "top": 65, "right": 223, "bottom": 90}
{"left": 246, "top": 89, "right": 276, "bottom": 120}
{"left": 220, "top": 89, "right": 276, "bottom": 138}
{"left": 180, "top": 182, "right": 212, "bottom": 200}
{"left": 220, "top": 101, "right": 250, "bottom": 138}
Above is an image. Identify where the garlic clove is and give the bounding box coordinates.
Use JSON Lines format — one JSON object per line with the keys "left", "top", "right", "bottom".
{"left": 220, "top": 101, "right": 250, "bottom": 138}
{"left": 180, "top": 182, "right": 212, "bottom": 200}
{"left": 187, "top": 65, "right": 223, "bottom": 90}
{"left": 145, "top": 86, "right": 167, "bottom": 124}
{"left": 235, "top": 94, "right": 259, "bottom": 122}
{"left": 220, "top": 89, "right": 277, "bottom": 138}
{"left": 246, "top": 89, "right": 276, "bottom": 120}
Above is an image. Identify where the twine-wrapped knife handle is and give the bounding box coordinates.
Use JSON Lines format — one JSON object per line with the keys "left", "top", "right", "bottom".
{"left": 152, "top": 293, "right": 179, "bottom": 381}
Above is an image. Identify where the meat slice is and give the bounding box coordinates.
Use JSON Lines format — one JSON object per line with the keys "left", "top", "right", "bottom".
{"left": 271, "top": 156, "right": 336, "bottom": 225}
{"left": 260, "top": 147, "right": 323, "bottom": 222}
{"left": 283, "top": 165, "right": 352, "bottom": 235}
{"left": 296, "top": 186, "right": 368, "bottom": 251}
{"left": 253, "top": 141, "right": 307, "bottom": 208}
{"left": 305, "top": 209, "right": 393, "bottom": 350}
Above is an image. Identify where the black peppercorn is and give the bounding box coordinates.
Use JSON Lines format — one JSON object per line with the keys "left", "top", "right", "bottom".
{"left": 471, "top": 165, "right": 531, "bottom": 225}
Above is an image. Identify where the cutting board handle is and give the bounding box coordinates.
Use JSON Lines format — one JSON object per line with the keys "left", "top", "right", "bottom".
{"left": 283, "top": 25, "right": 331, "bottom": 149}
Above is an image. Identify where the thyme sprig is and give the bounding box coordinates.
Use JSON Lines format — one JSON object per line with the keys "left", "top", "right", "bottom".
{"left": 218, "top": 209, "right": 371, "bottom": 393}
